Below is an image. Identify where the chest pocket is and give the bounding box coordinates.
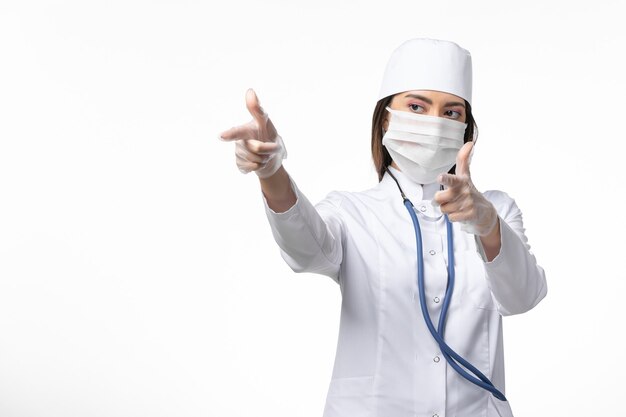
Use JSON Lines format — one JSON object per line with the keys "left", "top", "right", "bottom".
{"left": 459, "top": 249, "right": 497, "bottom": 311}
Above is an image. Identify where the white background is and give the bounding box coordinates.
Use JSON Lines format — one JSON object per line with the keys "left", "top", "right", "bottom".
{"left": 1, "top": 0, "right": 624, "bottom": 416}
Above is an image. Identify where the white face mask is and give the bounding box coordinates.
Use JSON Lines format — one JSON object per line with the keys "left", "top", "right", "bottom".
{"left": 382, "top": 107, "right": 467, "bottom": 184}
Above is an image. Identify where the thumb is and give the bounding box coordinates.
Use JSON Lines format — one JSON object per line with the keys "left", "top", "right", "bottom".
{"left": 245, "top": 88, "right": 268, "bottom": 125}
{"left": 456, "top": 141, "right": 474, "bottom": 177}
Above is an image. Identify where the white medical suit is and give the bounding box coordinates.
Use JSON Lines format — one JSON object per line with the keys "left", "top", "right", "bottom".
{"left": 262, "top": 166, "right": 547, "bottom": 417}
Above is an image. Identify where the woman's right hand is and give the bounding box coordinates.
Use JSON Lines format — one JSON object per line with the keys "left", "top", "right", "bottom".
{"left": 219, "top": 89, "right": 287, "bottom": 179}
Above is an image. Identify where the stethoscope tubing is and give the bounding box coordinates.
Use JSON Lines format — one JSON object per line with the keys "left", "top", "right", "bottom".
{"left": 387, "top": 168, "right": 506, "bottom": 401}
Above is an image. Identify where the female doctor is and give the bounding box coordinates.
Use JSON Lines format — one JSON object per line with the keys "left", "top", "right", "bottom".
{"left": 219, "top": 38, "right": 547, "bottom": 417}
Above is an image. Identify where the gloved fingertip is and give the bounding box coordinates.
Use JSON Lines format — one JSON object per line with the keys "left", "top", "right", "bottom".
{"left": 219, "top": 129, "right": 236, "bottom": 141}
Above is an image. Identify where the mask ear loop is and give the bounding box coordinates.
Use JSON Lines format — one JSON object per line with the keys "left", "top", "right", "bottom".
{"left": 382, "top": 106, "right": 390, "bottom": 137}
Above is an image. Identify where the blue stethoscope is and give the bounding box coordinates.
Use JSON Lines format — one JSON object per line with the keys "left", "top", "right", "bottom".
{"left": 386, "top": 168, "right": 506, "bottom": 402}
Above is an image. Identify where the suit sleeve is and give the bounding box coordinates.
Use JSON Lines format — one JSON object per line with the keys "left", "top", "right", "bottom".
{"left": 474, "top": 191, "right": 548, "bottom": 316}
{"left": 260, "top": 175, "right": 345, "bottom": 284}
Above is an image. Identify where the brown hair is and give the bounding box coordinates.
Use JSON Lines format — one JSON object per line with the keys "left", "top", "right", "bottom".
{"left": 370, "top": 95, "right": 478, "bottom": 181}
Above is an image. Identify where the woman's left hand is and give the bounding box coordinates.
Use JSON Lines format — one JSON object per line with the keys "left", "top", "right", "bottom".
{"left": 433, "top": 142, "right": 498, "bottom": 237}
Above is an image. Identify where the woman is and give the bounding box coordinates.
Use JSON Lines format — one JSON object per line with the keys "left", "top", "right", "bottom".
{"left": 219, "top": 38, "right": 547, "bottom": 417}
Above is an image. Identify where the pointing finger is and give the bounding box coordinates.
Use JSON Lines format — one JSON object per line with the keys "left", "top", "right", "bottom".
{"left": 438, "top": 172, "right": 465, "bottom": 189}
{"left": 219, "top": 121, "right": 257, "bottom": 141}
{"left": 245, "top": 88, "right": 268, "bottom": 125}
{"left": 456, "top": 141, "right": 474, "bottom": 177}
{"left": 433, "top": 187, "right": 461, "bottom": 206}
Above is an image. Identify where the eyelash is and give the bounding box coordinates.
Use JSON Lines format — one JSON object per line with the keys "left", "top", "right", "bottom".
{"left": 408, "top": 103, "right": 463, "bottom": 119}
{"left": 445, "top": 110, "right": 462, "bottom": 119}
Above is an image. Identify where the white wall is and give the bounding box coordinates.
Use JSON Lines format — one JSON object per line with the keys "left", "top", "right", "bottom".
{"left": 1, "top": 0, "right": 624, "bottom": 415}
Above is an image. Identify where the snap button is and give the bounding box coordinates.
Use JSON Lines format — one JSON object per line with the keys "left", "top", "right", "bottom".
{"left": 433, "top": 296, "right": 440, "bottom": 303}
{"left": 429, "top": 249, "right": 436, "bottom": 255}
{"left": 433, "top": 356, "right": 440, "bottom": 363}
{"left": 419, "top": 205, "right": 427, "bottom": 212}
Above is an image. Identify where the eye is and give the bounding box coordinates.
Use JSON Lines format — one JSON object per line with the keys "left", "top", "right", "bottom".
{"left": 409, "top": 103, "right": 425, "bottom": 113}
{"left": 444, "top": 109, "right": 462, "bottom": 120}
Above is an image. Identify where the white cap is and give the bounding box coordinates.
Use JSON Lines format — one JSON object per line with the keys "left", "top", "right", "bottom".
{"left": 378, "top": 38, "right": 473, "bottom": 104}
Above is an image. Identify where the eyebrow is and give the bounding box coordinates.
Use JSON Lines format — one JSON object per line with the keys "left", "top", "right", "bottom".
{"left": 403, "top": 93, "right": 466, "bottom": 109}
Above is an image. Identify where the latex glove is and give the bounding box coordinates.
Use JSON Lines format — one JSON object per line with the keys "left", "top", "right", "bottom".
{"left": 433, "top": 142, "right": 498, "bottom": 236}
{"left": 219, "top": 89, "right": 287, "bottom": 179}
